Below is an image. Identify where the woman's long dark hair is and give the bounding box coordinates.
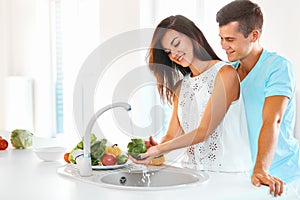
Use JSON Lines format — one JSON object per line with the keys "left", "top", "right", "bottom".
{"left": 148, "top": 15, "right": 220, "bottom": 105}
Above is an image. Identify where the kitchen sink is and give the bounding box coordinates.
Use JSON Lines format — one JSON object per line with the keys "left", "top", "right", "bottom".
{"left": 100, "top": 167, "right": 208, "bottom": 189}
{"left": 58, "top": 164, "right": 209, "bottom": 191}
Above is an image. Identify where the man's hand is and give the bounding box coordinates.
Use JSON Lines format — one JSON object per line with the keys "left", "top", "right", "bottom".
{"left": 251, "top": 169, "right": 285, "bottom": 197}
{"left": 251, "top": 96, "right": 288, "bottom": 197}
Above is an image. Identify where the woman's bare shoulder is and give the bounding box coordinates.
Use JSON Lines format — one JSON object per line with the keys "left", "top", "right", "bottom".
{"left": 218, "top": 64, "right": 239, "bottom": 80}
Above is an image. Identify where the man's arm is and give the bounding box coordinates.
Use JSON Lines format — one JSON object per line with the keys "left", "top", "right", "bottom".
{"left": 251, "top": 95, "right": 289, "bottom": 197}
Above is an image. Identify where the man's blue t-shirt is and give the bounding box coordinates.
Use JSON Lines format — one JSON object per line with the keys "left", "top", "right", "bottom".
{"left": 234, "top": 49, "right": 300, "bottom": 182}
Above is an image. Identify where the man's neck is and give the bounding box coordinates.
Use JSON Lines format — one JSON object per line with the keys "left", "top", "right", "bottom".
{"left": 238, "top": 47, "right": 263, "bottom": 80}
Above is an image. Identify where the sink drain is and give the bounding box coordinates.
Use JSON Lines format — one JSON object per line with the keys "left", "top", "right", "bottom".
{"left": 119, "top": 176, "right": 127, "bottom": 185}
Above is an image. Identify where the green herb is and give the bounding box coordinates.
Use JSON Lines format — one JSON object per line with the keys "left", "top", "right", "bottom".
{"left": 117, "top": 154, "right": 129, "bottom": 165}
{"left": 90, "top": 139, "right": 107, "bottom": 165}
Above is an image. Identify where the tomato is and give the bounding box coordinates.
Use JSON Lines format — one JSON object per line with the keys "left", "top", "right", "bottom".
{"left": 144, "top": 136, "right": 158, "bottom": 150}
{"left": 0, "top": 139, "right": 8, "bottom": 150}
{"left": 149, "top": 136, "right": 158, "bottom": 146}
{"left": 144, "top": 140, "right": 151, "bottom": 149}
{"left": 101, "top": 153, "right": 117, "bottom": 166}
{"left": 64, "top": 152, "right": 71, "bottom": 163}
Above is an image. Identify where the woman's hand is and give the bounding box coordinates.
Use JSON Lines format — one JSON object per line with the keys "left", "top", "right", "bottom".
{"left": 129, "top": 145, "right": 161, "bottom": 165}
{"left": 144, "top": 136, "right": 158, "bottom": 149}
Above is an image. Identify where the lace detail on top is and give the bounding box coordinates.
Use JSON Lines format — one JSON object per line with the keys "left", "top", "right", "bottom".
{"left": 178, "top": 63, "right": 223, "bottom": 170}
{"left": 177, "top": 61, "right": 252, "bottom": 172}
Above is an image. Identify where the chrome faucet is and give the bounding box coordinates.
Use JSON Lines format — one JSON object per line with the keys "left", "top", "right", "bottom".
{"left": 77, "top": 102, "right": 131, "bottom": 176}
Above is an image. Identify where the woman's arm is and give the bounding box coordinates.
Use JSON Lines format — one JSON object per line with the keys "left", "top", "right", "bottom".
{"left": 132, "top": 65, "right": 240, "bottom": 163}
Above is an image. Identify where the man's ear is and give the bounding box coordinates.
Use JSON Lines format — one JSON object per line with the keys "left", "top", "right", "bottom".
{"left": 250, "top": 29, "right": 260, "bottom": 42}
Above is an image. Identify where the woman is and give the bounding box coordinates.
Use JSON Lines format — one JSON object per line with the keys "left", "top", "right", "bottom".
{"left": 131, "top": 15, "right": 251, "bottom": 172}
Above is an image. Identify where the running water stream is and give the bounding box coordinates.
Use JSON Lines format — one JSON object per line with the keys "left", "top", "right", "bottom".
{"left": 127, "top": 111, "right": 153, "bottom": 186}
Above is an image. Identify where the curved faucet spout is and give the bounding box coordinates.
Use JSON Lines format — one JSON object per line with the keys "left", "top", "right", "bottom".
{"left": 80, "top": 102, "right": 131, "bottom": 176}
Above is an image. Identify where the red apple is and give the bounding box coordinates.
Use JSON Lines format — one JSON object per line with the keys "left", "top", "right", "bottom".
{"left": 101, "top": 153, "right": 117, "bottom": 166}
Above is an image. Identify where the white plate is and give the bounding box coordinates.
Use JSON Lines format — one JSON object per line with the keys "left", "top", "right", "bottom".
{"left": 92, "top": 163, "right": 128, "bottom": 170}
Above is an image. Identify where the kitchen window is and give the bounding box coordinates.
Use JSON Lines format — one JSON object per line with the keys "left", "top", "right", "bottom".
{"left": 51, "top": 0, "right": 64, "bottom": 134}
{"left": 51, "top": 0, "right": 205, "bottom": 141}
{"left": 50, "top": 0, "right": 100, "bottom": 135}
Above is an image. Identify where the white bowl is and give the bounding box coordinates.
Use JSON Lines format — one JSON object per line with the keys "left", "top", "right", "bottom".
{"left": 33, "top": 146, "right": 67, "bottom": 161}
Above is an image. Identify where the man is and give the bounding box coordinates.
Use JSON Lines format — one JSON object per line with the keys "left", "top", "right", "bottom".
{"left": 216, "top": 0, "right": 300, "bottom": 197}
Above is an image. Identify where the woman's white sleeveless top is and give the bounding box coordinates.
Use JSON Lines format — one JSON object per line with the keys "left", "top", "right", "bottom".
{"left": 178, "top": 61, "right": 252, "bottom": 172}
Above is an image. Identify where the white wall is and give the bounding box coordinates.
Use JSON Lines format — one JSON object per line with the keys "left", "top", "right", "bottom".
{"left": 200, "top": 0, "right": 300, "bottom": 85}
{"left": 257, "top": 0, "right": 300, "bottom": 88}
{"left": 99, "top": 0, "right": 140, "bottom": 43}
{"left": 0, "top": 0, "right": 53, "bottom": 136}
{"left": 0, "top": 0, "right": 9, "bottom": 129}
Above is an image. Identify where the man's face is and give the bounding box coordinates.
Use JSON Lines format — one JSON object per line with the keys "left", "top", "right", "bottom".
{"left": 219, "top": 21, "right": 254, "bottom": 62}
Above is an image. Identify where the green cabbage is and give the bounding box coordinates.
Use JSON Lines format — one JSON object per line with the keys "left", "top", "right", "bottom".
{"left": 127, "top": 138, "right": 146, "bottom": 158}
{"left": 10, "top": 129, "right": 33, "bottom": 149}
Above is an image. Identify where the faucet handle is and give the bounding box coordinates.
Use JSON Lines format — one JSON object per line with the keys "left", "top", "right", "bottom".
{"left": 72, "top": 149, "right": 92, "bottom": 176}
{"left": 72, "top": 149, "right": 84, "bottom": 161}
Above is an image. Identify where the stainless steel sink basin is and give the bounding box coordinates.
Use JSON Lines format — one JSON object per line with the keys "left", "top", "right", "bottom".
{"left": 100, "top": 167, "right": 206, "bottom": 188}
{"left": 58, "top": 164, "right": 209, "bottom": 191}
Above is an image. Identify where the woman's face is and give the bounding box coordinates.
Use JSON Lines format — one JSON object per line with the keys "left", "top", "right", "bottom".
{"left": 161, "top": 29, "right": 194, "bottom": 67}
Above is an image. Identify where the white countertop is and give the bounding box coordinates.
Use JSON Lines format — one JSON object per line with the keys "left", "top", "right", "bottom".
{"left": 0, "top": 135, "right": 299, "bottom": 200}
